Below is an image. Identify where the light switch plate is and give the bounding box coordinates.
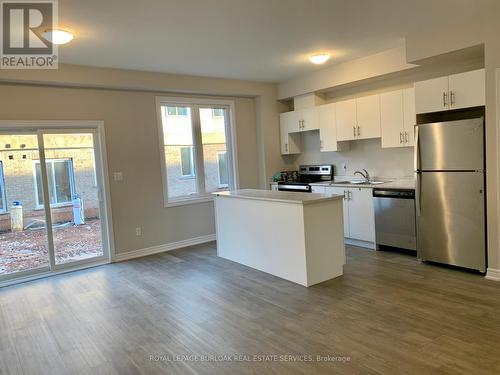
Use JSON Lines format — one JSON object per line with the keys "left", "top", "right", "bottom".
{"left": 113, "top": 172, "right": 123, "bottom": 181}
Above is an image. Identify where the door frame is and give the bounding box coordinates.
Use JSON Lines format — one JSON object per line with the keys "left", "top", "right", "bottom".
{"left": 0, "top": 121, "right": 115, "bottom": 288}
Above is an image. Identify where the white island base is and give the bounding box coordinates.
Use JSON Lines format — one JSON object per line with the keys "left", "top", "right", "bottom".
{"left": 214, "top": 189, "right": 346, "bottom": 287}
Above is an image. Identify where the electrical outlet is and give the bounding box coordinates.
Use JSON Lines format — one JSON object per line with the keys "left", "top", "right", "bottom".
{"left": 135, "top": 227, "right": 142, "bottom": 236}
{"left": 113, "top": 172, "right": 123, "bottom": 181}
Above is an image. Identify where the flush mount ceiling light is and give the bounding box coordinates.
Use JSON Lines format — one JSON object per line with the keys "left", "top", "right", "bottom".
{"left": 42, "top": 29, "right": 74, "bottom": 45}
{"left": 309, "top": 53, "right": 330, "bottom": 65}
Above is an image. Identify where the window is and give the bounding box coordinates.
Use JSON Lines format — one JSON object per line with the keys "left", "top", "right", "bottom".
{"left": 217, "top": 151, "right": 228, "bottom": 188}
{"left": 34, "top": 159, "right": 75, "bottom": 208}
{"left": 212, "top": 108, "right": 224, "bottom": 118}
{"left": 180, "top": 146, "right": 195, "bottom": 177}
{"left": 157, "top": 98, "right": 235, "bottom": 205}
{"left": 0, "top": 161, "right": 6, "bottom": 213}
{"left": 166, "top": 106, "right": 188, "bottom": 116}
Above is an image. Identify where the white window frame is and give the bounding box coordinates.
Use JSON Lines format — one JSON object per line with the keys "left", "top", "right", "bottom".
{"left": 179, "top": 146, "right": 195, "bottom": 178}
{"left": 216, "top": 151, "right": 229, "bottom": 188}
{"left": 33, "top": 158, "right": 75, "bottom": 209}
{"left": 156, "top": 96, "right": 239, "bottom": 207}
{"left": 0, "top": 161, "right": 6, "bottom": 213}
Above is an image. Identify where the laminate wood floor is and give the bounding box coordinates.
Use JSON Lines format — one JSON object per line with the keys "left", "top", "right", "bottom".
{"left": 1, "top": 243, "right": 499, "bottom": 375}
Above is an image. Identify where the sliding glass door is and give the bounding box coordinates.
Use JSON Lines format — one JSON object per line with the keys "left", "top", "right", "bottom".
{"left": 0, "top": 127, "right": 110, "bottom": 284}
{"left": 42, "top": 131, "right": 106, "bottom": 267}
{"left": 0, "top": 132, "right": 51, "bottom": 277}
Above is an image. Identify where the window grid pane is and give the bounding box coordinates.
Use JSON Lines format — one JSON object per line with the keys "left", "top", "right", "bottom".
{"left": 217, "top": 152, "right": 228, "bottom": 186}
{"left": 162, "top": 106, "right": 198, "bottom": 199}
{"left": 180, "top": 147, "right": 194, "bottom": 176}
{"left": 200, "top": 107, "right": 229, "bottom": 193}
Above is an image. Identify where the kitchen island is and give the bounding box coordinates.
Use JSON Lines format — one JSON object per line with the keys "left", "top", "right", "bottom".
{"left": 213, "top": 189, "right": 345, "bottom": 287}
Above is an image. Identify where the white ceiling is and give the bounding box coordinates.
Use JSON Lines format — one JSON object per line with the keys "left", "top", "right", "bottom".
{"left": 58, "top": 0, "right": 495, "bottom": 82}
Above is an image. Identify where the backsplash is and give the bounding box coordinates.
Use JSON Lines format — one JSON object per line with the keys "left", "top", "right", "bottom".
{"left": 294, "top": 131, "right": 414, "bottom": 179}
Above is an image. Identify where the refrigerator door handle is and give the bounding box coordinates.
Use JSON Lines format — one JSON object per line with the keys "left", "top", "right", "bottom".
{"left": 415, "top": 172, "right": 421, "bottom": 217}
{"left": 414, "top": 125, "right": 420, "bottom": 171}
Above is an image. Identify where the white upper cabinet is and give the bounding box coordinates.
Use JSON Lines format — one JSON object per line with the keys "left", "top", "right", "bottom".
{"left": 336, "top": 95, "right": 381, "bottom": 141}
{"left": 298, "top": 107, "right": 319, "bottom": 131}
{"left": 380, "top": 87, "right": 415, "bottom": 148}
{"left": 280, "top": 107, "right": 319, "bottom": 135}
{"left": 448, "top": 69, "right": 485, "bottom": 110}
{"left": 381, "top": 90, "right": 404, "bottom": 148}
{"left": 356, "top": 94, "right": 381, "bottom": 140}
{"left": 317, "top": 103, "right": 349, "bottom": 152}
{"left": 415, "top": 76, "right": 449, "bottom": 114}
{"left": 403, "top": 87, "right": 416, "bottom": 146}
{"left": 415, "top": 69, "right": 485, "bottom": 114}
{"left": 281, "top": 110, "right": 300, "bottom": 133}
{"left": 335, "top": 99, "right": 358, "bottom": 141}
{"left": 279, "top": 112, "right": 301, "bottom": 155}
{"left": 318, "top": 103, "right": 336, "bottom": 152}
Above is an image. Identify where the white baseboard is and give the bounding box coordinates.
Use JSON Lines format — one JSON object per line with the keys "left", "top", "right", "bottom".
{"left": 113, "top": 234, "right": 216, "bottom": 262}
{"left": 485, "top": 268, "right": 500, "bottom": 281}
{"left": 345, "top": 238, "right": 376, "bottom": 250}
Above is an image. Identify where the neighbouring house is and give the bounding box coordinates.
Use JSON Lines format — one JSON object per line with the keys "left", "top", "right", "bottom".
{"left": 0, "top": 134, "right": 99, "bottom": 233}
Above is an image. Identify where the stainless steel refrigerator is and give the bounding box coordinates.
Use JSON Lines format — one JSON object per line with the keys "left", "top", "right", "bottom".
{"left": 415, "top": 117, "right": 486, "bottom": 272}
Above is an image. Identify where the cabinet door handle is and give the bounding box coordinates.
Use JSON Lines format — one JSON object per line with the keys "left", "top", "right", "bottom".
{"left": 400, "top": 132, "right": 403, "bottom": 144}
{"left": 285, "top": 143, "right": 288, "bottom": 152}
{"left": 405, "top": 131, "right": 409, "bottom": 144}
{"left": 450, "top": 91, "right": 455, "bottom": 106}
{"left": 357, "top": 126, "right": 360, "bottom": 136}
{"left": 353, "top": 126, "right": 356, "bottom": 137}
{"left": 443, "top": 92, "right": 448, "bottom": 107}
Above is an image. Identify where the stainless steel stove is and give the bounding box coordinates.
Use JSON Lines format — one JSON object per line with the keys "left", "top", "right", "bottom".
{"left": 278, "top": 165, "right": 333, "bottom": 193}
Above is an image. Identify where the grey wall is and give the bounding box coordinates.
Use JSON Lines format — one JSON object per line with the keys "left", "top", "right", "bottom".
{"left": 0, "top": 83, "right": 260, "bottom": 255}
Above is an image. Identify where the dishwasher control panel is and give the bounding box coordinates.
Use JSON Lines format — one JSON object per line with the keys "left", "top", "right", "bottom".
{"left": 373, "top": 188, "right": 415, "bottom": 199}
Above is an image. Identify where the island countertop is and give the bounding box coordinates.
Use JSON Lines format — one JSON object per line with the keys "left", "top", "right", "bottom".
{"left": 213, "top": 189, "right": 343, "bottom": 205}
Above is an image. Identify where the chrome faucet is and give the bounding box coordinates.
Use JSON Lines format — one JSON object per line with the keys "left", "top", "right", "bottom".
{"left": 354, "top": 169, "right": 371, "bottom": 182}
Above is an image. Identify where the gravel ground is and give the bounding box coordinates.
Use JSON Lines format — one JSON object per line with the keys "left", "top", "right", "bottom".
{"left": 0, "top": 219, "right": 103, "bottom": 275}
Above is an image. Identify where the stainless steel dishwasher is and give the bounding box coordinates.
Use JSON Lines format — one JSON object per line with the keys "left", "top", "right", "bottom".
{"left": 373, "top": 188, "right": 416, "bottom": 251}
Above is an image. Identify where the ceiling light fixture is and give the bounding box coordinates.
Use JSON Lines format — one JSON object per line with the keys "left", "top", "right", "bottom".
{"left": 309, "top": 53, "right": 330, "bottom": 65}
{"left": 42, "top": 29, "right": 74, "bottom": 45}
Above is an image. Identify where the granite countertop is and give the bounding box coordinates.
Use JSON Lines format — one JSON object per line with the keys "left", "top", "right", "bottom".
{"left": 214, "top": 189, "right": 343, "bottom": 205}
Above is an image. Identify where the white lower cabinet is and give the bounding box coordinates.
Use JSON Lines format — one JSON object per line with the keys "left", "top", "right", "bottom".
{"left": 326, "top": 187, "right": 350, "bottom": 238}
{"left": 346, "top": 188, "right": 375, "bottom": 242}
{"left": 324, "top": 186, "right": 375, "bottom": 244}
